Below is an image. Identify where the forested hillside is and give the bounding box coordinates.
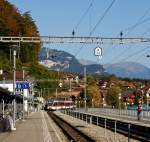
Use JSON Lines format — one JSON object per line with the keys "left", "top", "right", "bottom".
{"left": 0, "top": 0, "right": 40, "bottom": 71}
{"left": 0, "top": 0, "right": 74, "bottom": 99}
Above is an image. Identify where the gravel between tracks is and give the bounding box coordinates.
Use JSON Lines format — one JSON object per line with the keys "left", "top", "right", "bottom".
{"left": 54, "top": 111, "right": 139, "bottom": 142}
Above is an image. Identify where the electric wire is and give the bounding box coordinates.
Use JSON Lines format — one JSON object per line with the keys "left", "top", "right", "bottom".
{"left": 117, "top": 46, "right": 150, "bottom": 63}
{"left": 73, "top": 0, "right": 94, "bottom": 33}
{"left": 123, "top": 17, "right": 150, "bottom": 37}
{"left": 89, "top": 0, "right": 116, "bottom": 36}
{"left": 72, "top": 0, "right": 94, "bottom": 56}
{"left": 123, "top": 7, "right": 150, "bottom": 37}
{"left": 141, "top": 27, "right": 150, "bottom": 37}
{"left": 74, "top": 0, "right": 116, "bottom": 57}
{"left": 132, "top": 46, "right": 150, "bottom": 63}
{"left": 107, "top": 6, "right": 150, "bottom": 64}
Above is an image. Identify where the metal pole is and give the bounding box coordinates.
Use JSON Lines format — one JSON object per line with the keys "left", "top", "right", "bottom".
{"left": 114, "top": 120, "right": 117, "bottom": 141}
{"left": 146, "top": 94, "right": 149, "bottom": 117}
{"left": 84, "top": 67, "right": 87, "bottom": 110}
{"left": 2, "top": 99, "right": 4, "bottom": 118}
{"left": 22, "top": 69, "right": 25, "bottom": 121}
{"left": 128, "top": 123, "right": 131, "bottom": 142}
{"left": 48, "top": 89, "right": 49, "bottom": 100}
{"left": 41, "top": 88, "right": 42, "bottom": 98}
{"left": 119, "top": 93, "right": 121, "bottom": 115}
{"left": 103, "top": 98, "right": 104, "bottom": 108}
{"left": 92, "top": 98, "right": 94, "bottom": 108}
{"left": 70, "top": 79, "right": 72, "bottom": 97}
{"left": 97, "top": 116, "right": 98, "bottom": 126}
{"left": 10, "top": 48, "right": 11, "bottom": 63}
{"left": 79, "top": 101, "right": 80, "bottom": 109}
{"left": 56, "top": 88, "right": 57, "bottom": 98}
{"left": 104, "top": 118, "right": 106, "bottom": 137}
{"left": 13, "top": 49, "right": 16, "bottom": 130}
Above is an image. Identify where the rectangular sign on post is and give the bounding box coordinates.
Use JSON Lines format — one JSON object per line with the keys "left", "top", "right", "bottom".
{"left": 16, "top": 82, "right": 29, "bottom": 89}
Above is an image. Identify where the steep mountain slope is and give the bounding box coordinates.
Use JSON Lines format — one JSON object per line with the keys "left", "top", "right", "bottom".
{"left": 39, "top": 48, "right": 104, "bottom": 74}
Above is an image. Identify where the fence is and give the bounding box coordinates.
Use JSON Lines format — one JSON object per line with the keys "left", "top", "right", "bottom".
{"left": 61, "top": 109, "right": 150, "bottom": 142}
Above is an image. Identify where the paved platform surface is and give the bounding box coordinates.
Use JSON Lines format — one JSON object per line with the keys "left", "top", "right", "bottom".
{"left": 0, "top": 111, "right": 67, "bottom": 142}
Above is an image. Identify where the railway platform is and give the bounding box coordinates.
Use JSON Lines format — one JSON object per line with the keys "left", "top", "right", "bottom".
{"left": 0, "top": 111, "right": 67, "bottom": 142}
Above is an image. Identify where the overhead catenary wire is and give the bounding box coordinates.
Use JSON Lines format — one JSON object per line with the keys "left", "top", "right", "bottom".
{"left": 109, "top": 43, "right": 127, "bottom": 62}
{"left": 132, "top": 46, "right": 150, "bottom": 63}
{"left": 141, "top": 27, "right": 150, "bottom": 37}
{"left": 74, "top": 0, "right": 116, "bottom": 57}
{"left": 73, "top": 0, "right": 94, "bottom": 34}
{"left": 116, "top": 45, "right": 150, "bottom": 63}
{"left": 123, "top": 17, "right": 150, "bottom": 37}
{"left": 123, "top": 7, "right": 150, "bottom": 37}
{"left": 89, "top": 0, "right": 116, "bottom": 36}
{"left": 107, "top": 6, "right": 150, "bottom": 64}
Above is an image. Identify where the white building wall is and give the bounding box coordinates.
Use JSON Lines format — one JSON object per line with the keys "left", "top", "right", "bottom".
{"left": 0, "top": 83, "right": 13, "bottom": 92}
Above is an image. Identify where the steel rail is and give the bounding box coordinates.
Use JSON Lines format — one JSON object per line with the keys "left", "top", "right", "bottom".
{"left": 47, "top": 111, "right": 95, "bottom": 142}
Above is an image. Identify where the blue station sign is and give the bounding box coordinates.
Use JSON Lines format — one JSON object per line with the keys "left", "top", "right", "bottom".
{"left": 16, "top": 82, "right": 29, "bottom": 89}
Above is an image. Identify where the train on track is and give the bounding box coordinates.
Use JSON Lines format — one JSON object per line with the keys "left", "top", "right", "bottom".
{"left": 44, "top": 100, "right": 76, "bottom": 111}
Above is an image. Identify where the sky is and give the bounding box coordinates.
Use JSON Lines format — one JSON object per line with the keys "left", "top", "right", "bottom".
{"left": 7, "top": 0, "right": 150, "bottom": 68}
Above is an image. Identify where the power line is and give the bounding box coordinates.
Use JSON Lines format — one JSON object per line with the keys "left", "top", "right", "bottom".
{"left": 118, "top": 46, "right": 150, "bottom": 63}
{"left": 141, "top": 27, "right": 150, "bottom": 37}
{"left": 73, "top": 0, "right": 94, "bottom": 34}
{"left": 109, "top": 44, "right": 127, "bottom": 63}
{"left": 74, "top": 0, "right": 116, "bottom": 57}
{"left": 122, "top": 7, "right": 150, "bottom": 37}
{"left": 108, "top": 6, "right": 150, "bottom": 63}
{"left": 89, "top": 0, "right": 116, "bottom": 36}
{"left": 133, "top": 46, "right": 150, "bottom": 63}
{"left": 123, "top": 17, "right": 150, "bottom": 37}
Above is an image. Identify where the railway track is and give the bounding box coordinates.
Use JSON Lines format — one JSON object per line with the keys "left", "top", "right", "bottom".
{"left": 47, "top": 111, "right": 95, "bottom": 142}
{"left": 68, "top": 111, "right": 150, "bottom": 142}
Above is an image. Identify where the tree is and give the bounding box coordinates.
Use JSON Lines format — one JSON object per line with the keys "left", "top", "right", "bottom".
{"left": 87, "top": 84, "right": 101, "bottom": 107}
{"left": 106, "top": 86, "right": 121, "bottom": 108}
{"left": 0, "top": 0, "right": 40, "bottom": 68}
{"left": 134, "top": 95, "right": 139, "bottom": 105}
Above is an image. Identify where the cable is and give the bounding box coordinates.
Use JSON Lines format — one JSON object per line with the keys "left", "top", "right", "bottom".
{"left": 74, "top": 0, "right": 116, "bottom": 57}
{"left": 118, "top": 46, "right": 150, "bottom": 63}
{"left": 124, "top": 17, "right": 150, "bottom": 37}
{"left": 108, "top": 6, "right": 150, "bottom": 63}
{"left": 132, "top": 46, "right": 150, "bottom": 63}
{"left": 89, "top": 0, "right": 116, "bottom": 36}
{"left": 123, "top": 7, "right": 150, "bottom": 36}
{"left": 74, "top": 44, "right": 84, "bottom": 57}
{"left": 141, "top": 27, "right": 150, "bottom": 37}
{"left": 109, "top": 44, "right": 127, "bottom": 63}
{"left": 73, "top": 0, "right": 94, "bottom": 34}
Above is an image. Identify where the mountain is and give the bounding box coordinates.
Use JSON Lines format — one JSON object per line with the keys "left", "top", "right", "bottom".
{"left": 39, "top": 48, "right": 104, "bottom": 74}
{"left": 40, "top": 48, "right": 150, "bottom": 79}
{"left": 103, "top": 62, "right": 150, "bottom": 79}
{"left": 79, "top": 59, "right": 97, "bottom": 65}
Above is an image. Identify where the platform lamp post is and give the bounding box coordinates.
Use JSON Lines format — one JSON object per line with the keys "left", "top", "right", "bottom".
{"left": 146, "top": 93, "right": 149, "bottom": 115}
{"left": 22, "top": 69, "right": 25, "bottom": 121}
{"left": 118, "top": 93, "right": 121, "bottom": 115}
{"left": 84, "top": 67, "right": 87, "bottom": 111}
{"left": 102, "top": 97, "right": 105, "bottom": 108}
{"left": 0, "top": 69, "right": 5, "bottom": 118}
{"left": 10, "top": 45, "right": 19, "bottom": 130}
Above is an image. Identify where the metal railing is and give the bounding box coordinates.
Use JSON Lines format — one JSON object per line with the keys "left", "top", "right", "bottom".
{"left": 62, "top": 109, "right": 150, "bottom": 142}
{"left": 76, "top": 108, "right": 150, "bottom": 121}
